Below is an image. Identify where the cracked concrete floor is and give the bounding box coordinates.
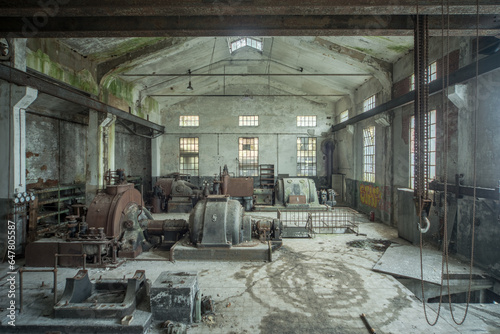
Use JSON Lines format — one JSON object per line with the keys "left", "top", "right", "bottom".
{"left": 1, "top": 214, "right": 499, "bottom": 334}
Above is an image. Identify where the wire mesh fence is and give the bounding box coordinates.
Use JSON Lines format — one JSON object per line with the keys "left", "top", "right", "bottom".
{"left": 278, "top": 207, "right": 359, "bottom": 237}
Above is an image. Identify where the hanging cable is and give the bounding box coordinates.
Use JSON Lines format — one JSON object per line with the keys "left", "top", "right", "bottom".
{"left": 444, "top": 0, "right": 479, "bottom": 324}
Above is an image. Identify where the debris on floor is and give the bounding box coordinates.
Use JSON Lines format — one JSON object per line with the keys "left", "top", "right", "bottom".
{"left": 346, "top": 239, "right": 393, "bottom": 252}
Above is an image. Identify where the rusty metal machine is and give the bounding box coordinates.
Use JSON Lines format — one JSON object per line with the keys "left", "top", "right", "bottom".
{"left": 26, "top": 181, "right": 282, "bottom": 266}
{"left": 25, "top": 182, "right": 153, "bottom": 267}
{"left": 213, "top": 165, "right": 254, "bottom": 211}
{"left": 153, "top": 173, "right": 208, "bottom": 213}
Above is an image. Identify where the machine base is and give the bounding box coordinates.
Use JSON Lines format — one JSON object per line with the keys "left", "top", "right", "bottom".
{"left": 171, "top": 236, "right": 282, "bottom": 262}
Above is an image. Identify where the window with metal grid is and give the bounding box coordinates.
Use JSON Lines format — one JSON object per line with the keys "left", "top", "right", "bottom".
{"left": 179, "top": 137, "right": 199, "bottom": 176}
{"left": 410, "top": 110, "right": 436, "bottom": 188}
{"left": 238, "top": 137, "right": 259, "bottom": 176}
{"left": 409, "top": 61, "right": 438, "bottom": 91}
{"left": 239, "top": 115, "right": 259, "bottom": 127}
{"left": 363, "top": 95, "right": 376, "bottom": 112}
{"left": 363, "top": 126, "right": 376, "bottom": 183}
{"left": 297, "top": 116, "right": 317, "bottom": 127}
{"left": 428, "top": 61, "right": 437, "bottom": 82}
{"left": 230, "top": 37, "right": 263, "bottom": 53}
{"left": 179, "top": 115, "right": 199, "bottom": 127}
{"left": 340, "top": 110, "right": 349, "bottom": 122}
{"left": 297, "top": 137, "right": 317, "bottom": 176}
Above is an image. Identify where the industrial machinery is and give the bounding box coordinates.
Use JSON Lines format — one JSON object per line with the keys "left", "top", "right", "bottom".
{"left": 153, "top": 173, "right": 208, "bottom": 213}
{"left": 274, "top": 178, "right": 321, "bottom": 208}
{"left": 213, "top": 165, "right": 254, "bottom": 211}
{"left": 26, "top": 182, "right": 282, "bottom": 267}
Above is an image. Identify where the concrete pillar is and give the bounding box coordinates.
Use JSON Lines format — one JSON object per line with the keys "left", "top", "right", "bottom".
{"left": 85, "top": 110, "right": 99, "bottom": 205}
{"left": 0, "top": 39, "right": 38, "bottom": 255}
{"left": 98, "top": 113, "right": 116, "bottom": 188}
{"left": 151, "top": 136, "right": 161, "bottom": 187}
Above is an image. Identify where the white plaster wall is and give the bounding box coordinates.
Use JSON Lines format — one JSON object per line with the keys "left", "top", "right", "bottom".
{"left": 158, "top": 92, "right": 333, "bottom": 177}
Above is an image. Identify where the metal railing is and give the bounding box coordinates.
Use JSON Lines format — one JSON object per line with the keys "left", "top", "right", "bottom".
{"left": 278, "top": 207, "right": 359, "bottom": 235}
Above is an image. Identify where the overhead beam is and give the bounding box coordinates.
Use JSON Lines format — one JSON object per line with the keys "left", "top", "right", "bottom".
{"left": 0, "top": 0, "right": 498, "bottom": 16}
{"left": 0, "top": 15, "right": 499, "bottom": 38}
{"left": 331, "top": 51, "right": 500, "bottom": 132}
{"left": 0, "top": 64, "right": 165, "bottom": 134}
{"left": 123, "top": 73, "right": 372, "bottom": 77}
{"left": 149, "top": 94, "right": 347, "bottom": 97}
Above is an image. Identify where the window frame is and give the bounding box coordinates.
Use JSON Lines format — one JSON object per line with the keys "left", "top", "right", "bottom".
{"left": 239, "top": 115, "right": 259, "bottom": 127}
{"left": 297, "top": 116, "right": 317, "bottom": 127}
{"left": 179, "top": 115, "right": 199, "bottom": 127}
{"left": 340, "top": 110, "right": 349, "bottom": 123}
{"left": 238, "top": 137, "right": 259, "bottom": 177}
{"left": 179, "top": 137, "right": 199, "bottom": 176}
{"left": 409, "top": 109, "right": 437, "bottom": 189}
{"left": 363, "top": 95, "right": 376, "bottom": 112}
{"left": 362, "top": 126, "right": 376, "bottom": 183}
{"left": 297, "top": 137, "right": 317, "bottom": 177}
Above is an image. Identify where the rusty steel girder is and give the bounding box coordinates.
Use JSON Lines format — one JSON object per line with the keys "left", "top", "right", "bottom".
{"left": 87, "top": 184, "right": 144, "bottom": 238}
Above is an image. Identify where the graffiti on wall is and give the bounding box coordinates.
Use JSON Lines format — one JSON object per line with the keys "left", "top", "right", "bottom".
{"left": 359, "top": 183, "right": 391, "bottom": 213}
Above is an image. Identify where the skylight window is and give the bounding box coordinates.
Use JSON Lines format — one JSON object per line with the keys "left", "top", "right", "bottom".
{"left": 230, "top": 37, "right": 263, "bottom": 53}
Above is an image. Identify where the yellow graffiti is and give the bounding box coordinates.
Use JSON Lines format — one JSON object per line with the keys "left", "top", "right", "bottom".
{"left": 359, "top": 184, "right": 381, "bottom": 208}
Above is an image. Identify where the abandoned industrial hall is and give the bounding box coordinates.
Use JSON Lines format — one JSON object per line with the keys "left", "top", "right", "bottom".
{"left": 0, "top": 1, "right": 499, "bottom": 333}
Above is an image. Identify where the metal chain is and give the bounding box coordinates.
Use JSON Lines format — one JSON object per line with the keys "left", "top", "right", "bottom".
{"left": 416, "top": 7, "right": 447, "bottom": 325}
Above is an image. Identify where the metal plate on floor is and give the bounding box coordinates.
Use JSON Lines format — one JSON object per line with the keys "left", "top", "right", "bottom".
{"left": 373, "top": 244, "right": 486, "bottom": 284}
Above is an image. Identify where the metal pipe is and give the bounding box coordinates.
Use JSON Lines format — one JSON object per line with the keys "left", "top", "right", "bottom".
{"left": 360, "top": 313, "right": 376, "bottom": 334}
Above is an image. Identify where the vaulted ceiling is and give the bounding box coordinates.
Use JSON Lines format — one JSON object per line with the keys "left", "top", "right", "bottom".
{"left": 57, "top": 36, "right": 413, "bottom": 107}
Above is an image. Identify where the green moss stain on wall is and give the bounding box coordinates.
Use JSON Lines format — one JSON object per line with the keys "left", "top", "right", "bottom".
{"left": 143, "top": 96, "right": 160, "bottom": 115}
{"left": 101, "top": 76, "right": 136, "bottom": 107}
{"left": 88, "top": 38, "right": 166, "bottom": 62}
{"left": 27, "top": 49, "right": 99, "bottom": 95}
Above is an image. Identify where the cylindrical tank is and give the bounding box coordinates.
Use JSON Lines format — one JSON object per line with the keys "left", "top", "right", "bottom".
{"left": 189, "top": 196, "right": 252, "bottom": 247}
{"left": 87, "top": 184, "right": 144, "bottom": 237}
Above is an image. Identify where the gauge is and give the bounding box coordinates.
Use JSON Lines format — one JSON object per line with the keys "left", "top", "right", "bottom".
{"left": 14, "top": 198, "right": 19, "bottom": 204}
{"left": 19, "top": 197, "right": 25, "bottom": 203}
{"left": 17, "top": 193, "right": 22, "bottom": 198}
{"left": 31, "top": 195, "right": 36, "bottom": 201}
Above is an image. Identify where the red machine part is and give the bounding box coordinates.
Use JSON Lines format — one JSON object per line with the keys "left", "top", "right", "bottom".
{"left": 87, "top": 184, "right": 144, "bottom": 238}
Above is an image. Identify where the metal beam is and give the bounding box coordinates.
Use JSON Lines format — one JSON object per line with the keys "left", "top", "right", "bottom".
{"left": 123, "top": 73, "right": 372, "bottom": 77}
{"left": 0, "top": 0, "right": 498, "bottom": 16}
{"left": 0, "top": 15, "right": 498, "bottom": 38}
{"left": 0, "top": 64, "right": 165, "bottom": 134}
{"left": 331, "top": 51, "right": 500, "bottom": 132}
{"left": 150, "top": 94, "right": 346, "bottom": 97}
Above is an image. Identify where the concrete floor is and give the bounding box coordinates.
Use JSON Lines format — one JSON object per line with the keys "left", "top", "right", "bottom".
{"left": 1, "top": 212, "right": 499, "bottom": 334}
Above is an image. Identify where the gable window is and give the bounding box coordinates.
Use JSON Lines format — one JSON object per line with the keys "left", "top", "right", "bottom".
{"left": 179, "top": 115, "right": 199, "bottom": 127}
{"left": 363, "top": 126, "right": 376, "bottom": 183}
{"left": 363, "top": 95, "right": 376, "bottom": 112}
{"left": 340, "top": 110, "right": 349, "bottom": 122}
{"left": 410, "top": 110, "right": 437, "bottom": 188}
{"left": 297, "top": 137, "right": 317, "bottom": 176}
{"left": 297, "top": 116, "right": 317, "bottom": 127}
{"left": 238, "top": 137, "right": 259, "bottom": 176}
{"left": 179, "top": 138, "right": 199, "bottom": 176}
{"left": 239, "top": 115, "right": 259, "bottom": 127}
{"left": 230, "top": 37, "right": 263, "bottom": 53}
